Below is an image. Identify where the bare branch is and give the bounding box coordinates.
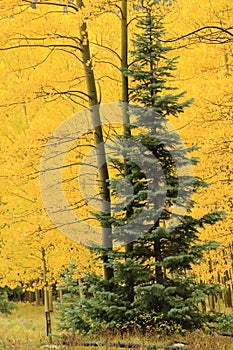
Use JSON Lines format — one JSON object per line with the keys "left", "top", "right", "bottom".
{"left": 22, "top": 0, "right": 79, "bottom": 12}
{"left": 94, "top": 59, "right": 121, "bottom": 71}
{"left": 90, "top": 41, "right": 121, "bottom": 62}
{"left": 0, "top": 43, "right": 81, "bottom": 51}
{"left": 163, "top": 25, "right": 233, "bottom": 43}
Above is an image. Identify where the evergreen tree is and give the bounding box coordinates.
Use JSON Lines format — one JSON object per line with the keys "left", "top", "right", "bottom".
{"left": 56, "top": 0, "right": 223, "bottom": 334}
{"left": 0, "top": 288, "right": 16, "bottom": 314}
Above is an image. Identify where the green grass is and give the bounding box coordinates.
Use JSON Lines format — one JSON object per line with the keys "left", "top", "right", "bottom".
{"left": 0, "top": 303, "right": 233, "bottom": 349}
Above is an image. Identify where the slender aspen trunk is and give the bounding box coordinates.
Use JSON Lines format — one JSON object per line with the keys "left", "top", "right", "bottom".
{"left": 59, "top": 288, "right": 63, "bottom": 302}
{"left": 35, "top": 289, "right": 40, "bottom": 305}
{"left": 76, "top": 0, "right": 113, "bottom": 281}
{"left": 41, "top": 247, "right": 52, "bottom": 339}
{"left": 121, "top": 0, "right": 135, "bottom": 303}
{"left": 121, "top": 0, "right": 129, "bottom": 108}
{"left": 49, "top": 289, "right": 53, "bottom": 312}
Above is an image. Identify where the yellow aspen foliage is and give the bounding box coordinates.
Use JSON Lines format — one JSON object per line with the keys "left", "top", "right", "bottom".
{"left": 0, "top": 0, "right": 232, "bottom": 298}
{"left": 0, "top": 1, "right": 120, "bottom": 290}
{"left": 166, "top": 0, "right": 233, "bottom": 289}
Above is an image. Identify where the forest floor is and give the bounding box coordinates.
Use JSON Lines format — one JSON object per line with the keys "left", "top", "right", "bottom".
{"left": 0, "top": 303, "right": 232, "bottom": 350}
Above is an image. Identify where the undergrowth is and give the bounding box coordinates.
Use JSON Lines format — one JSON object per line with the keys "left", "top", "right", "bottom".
{"left": 0, "top": 303, "right": 233, "bottom": 349}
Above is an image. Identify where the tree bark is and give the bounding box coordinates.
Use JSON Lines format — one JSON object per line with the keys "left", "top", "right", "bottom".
{"left": 154, "top": 238, "right": 163, "bottom": 284}
{"left": 121, "top": 0, "right": 129, "bottom": 107}
{"left": 41, "top": 247, "right": 52, "bottom": 338}
{"left": 121, "top": 0, "right": 135, "bottom": 303}
{"left": 77, "top": 0, "right": 114, "bottom": 280}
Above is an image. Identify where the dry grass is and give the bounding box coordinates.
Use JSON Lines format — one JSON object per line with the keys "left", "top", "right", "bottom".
{"left": 0, "top": 303, "right": 233, "bottom": 349}
{"left": 0, "top": 303, "right": 49, "bottom": 349}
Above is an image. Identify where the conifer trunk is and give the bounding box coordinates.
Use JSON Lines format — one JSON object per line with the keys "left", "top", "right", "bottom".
{"left": 153, "top": 220, "right": 163, "bottom": 284}
{"left": 154, "top": 239, "right": 163, "bottom": 284}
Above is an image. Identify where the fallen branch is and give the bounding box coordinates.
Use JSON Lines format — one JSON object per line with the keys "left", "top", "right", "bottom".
{"left": 80, "top": 341, "right": 188, "bottom": 349}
